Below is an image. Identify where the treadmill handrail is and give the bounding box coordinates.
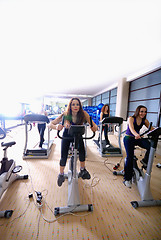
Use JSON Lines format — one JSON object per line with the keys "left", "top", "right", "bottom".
{"left": 0, "top": 128, "right": 6, "bottom": 139}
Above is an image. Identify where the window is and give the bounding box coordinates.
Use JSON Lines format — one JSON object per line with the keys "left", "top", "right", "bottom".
{"left": 92, "top": 87, "right": 117, "bottom": 116}
{"left": 128, "top": 68, "right": 161, "bottom": 127}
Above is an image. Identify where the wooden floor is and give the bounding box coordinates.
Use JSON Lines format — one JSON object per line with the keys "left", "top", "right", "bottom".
{"left": 0, "top": 126, "right": 161, "bottom": 240}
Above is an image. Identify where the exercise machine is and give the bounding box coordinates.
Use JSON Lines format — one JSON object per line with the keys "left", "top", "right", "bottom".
{"left": 113, "top": 125, "right": 161, "bottom": 208}
{"left": 0, "top": 127, "right": 28, "bottom": 218}
{"left": 94, "top": 116, "right": 123, "bottom": 157}
{"left": 113, "top": 123, "right": 152, "bottom": 176}
{"left": 23, "top": 114, "right": 53, "bottom": 159}
{"left": 54, "top": 123, "right": 95, "bottom": 216}
{"left": 68, "top": 123, "right": 88, "bottom": 158}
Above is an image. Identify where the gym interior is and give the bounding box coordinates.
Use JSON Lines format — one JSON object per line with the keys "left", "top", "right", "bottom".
{"left": 0, "top": 1, "right": 161, "bottom": 240}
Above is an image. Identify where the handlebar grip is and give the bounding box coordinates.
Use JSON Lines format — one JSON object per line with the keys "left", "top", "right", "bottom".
{"left": 140, "top": 122, "right": 152, "bottom": 137}
{"left": 149, "top": 122, "right": 152, "bottom": 130}
{"left": 57, "top": 130, "right": 63, "bottom": 139}
{"left": 83, "top": 131, "right": 95, "bottom": 140}
{"left": 57, "top": 129, "right": 74, "bottom": 140}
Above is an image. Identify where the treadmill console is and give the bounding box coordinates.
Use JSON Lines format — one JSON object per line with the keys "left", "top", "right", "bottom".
{"left": 102, "top": 117, "right": 123, "bottom": 126}
{"left": 24, "top": 114, "right": 49, "bottom": 124}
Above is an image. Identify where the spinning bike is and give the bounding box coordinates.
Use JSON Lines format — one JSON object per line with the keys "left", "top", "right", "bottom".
{"left": 113, "top": 124, "right": 161, "bottom": 208}
{"left": 0, "top": 127, "right": 28, "bottom": 218}
{"left": 54, "top": 123, "right": 95, "bottom": 216}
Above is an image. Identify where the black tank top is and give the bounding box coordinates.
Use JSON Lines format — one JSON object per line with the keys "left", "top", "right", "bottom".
{"left": 126, "top": 117, "right": 145, "bottom": 137}
{"left": 103, "top": 113, "right": 109, "bottom": 118}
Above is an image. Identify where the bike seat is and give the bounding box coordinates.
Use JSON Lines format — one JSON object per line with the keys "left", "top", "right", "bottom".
{"left": 1, "top": 141, "right": 16, "bottom": 147}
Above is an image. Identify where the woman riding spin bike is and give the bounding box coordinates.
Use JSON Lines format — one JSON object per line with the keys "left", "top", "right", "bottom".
{"left": 123, "top": 105, "right": 154, "bottom": 188}
{"left": 49, "top": 97, "right": 97, "bottom": 187}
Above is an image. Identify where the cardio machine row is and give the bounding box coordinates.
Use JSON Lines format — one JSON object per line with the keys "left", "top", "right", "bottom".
{"left": 0, "top": 102, "right": 161, "bottom": 219}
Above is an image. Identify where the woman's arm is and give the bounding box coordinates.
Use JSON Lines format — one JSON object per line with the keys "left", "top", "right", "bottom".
{"left": 84, "top": 111, "right": 98, "bottom": 132}
{"left": 48, "top": 113, "right": 64, "bottom": 131}
{"left": 100, "top": 112, "right": 103, "bottom": 121}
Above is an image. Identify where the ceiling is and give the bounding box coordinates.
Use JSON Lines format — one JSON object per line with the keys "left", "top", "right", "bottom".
{"left": 0, "top": 0, "right": 161, "bottom": 104}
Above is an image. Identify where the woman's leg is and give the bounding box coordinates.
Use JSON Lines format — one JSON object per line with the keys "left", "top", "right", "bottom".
{"left": 60, "top": 138, "right": 71, "bottom": 169}
{"left": 58, "top": 138, "right": 71, "bottom": 187}
{"left": 78, "top": 137, "right": 85, "bottom": 162}
{"left": 40, "top": 124, "right": 46, "bottom": 147}
{"left": 37, "top": 124, "right": 41, "bottom": 146}
{"left": 104, "top": 125, "right": 110, "bottom": 145}
{"left": 98, "top": 126, "right": 103, "bottom": 143}
{"left": 137, "top": 138, "right": 151, "bottom": 164}
{"left": 124, "top": 136, "right": 135, "bottom": 181}
{"left": 78, "top": 138, "right": 91, "bottom": 179}
{"left": 38, "top": 124, "right": 46, "bottom": 147}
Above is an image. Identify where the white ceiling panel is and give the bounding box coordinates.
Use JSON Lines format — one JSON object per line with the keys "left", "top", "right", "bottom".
{"left": 0, "top": 0, "right": 161, "bottom": 103}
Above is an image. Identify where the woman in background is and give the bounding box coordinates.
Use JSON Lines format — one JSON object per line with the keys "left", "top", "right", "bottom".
{"left": 99, "top": 104, "right": 110, "bottom": 147}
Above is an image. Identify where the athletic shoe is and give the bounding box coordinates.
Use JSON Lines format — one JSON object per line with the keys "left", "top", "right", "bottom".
{"left": 156, "top": 163, "right": 161, "bottom": 168}
{"left": 106, "top": 144, "right": 110, "bottom": 148}
{"left": 78, "top": 168, "right": 91, "bottom": 180}
{"left": 123, "top": 180, "right": 132, "bottom": 188}
{"left": 57, "top": 174, "right": 65, "bottom": 187}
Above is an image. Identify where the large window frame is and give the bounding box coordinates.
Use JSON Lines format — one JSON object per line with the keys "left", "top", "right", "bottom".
{"left": 92, "top": 87, "right": 117, "bottom": 116}
{"left": 127, "top": 68, "right": 161, "bottom": 127}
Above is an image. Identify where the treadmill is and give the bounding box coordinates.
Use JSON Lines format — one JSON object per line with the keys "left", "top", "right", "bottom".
{"left": 94, "top": 116, "right": 123, "bottom": 157}
{"left": 23, "top": 114, "right": 53, "bottom": 159}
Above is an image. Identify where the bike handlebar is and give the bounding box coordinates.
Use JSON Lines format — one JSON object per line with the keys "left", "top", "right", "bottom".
{"left": 57, "top": 128, "right": 95, "bottom": 140}
{"left": 139, "top": 123, "right": 161, "bottom": 140}
{"left": 83, "top": 130, "right": 95, "bottom": 140}
{"left": 140, "top": 122, "right": 152, "bottom": 137}
{"left": 57, "top": 116, "right": 95, "bottom": 140}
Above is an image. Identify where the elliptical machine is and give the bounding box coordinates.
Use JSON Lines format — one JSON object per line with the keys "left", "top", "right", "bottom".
{"left": 54, "top": 121, "right": 95, "bottom": 216}
{"left": 0, "top": 127, "right": 28, "bottom": 218}
{"left": 113, "top": 124, "right": 161, "bottom": 208}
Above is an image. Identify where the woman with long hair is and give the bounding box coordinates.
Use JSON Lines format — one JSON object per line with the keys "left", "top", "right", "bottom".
{"left": 99, "top": 104, "right": 110, "bottom": 147}
{"left": 49, "top": 97, "right": 97, "bottom": 187}
{"left": 123, "top": 105, "right": 154, "bottom": 188}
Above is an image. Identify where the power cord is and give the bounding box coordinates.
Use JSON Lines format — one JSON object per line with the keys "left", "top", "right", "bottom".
{"left": 103, "top": 157, "right": 123, "bottom": 179}
{"left": 0, "top": 159, "right": 101, "bottom": 239}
